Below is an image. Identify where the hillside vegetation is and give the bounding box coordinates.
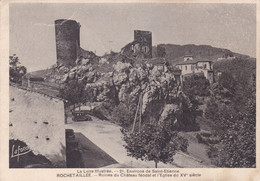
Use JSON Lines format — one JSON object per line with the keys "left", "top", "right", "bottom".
{"left": 152, "top": 44, "right": 251, "bottom": 65}
{"left": 205, "top": 58, "right": 256, "bottom": 168}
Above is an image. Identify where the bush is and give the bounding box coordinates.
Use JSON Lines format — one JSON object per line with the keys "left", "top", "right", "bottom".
{"left": 175, "top": 95, "right": 200, "bottom": 131}
{"left": 205, "top": 97, "right": 218, "bottom": 121}
{"left": 218, "top": 72, "right": 237, "bottom": 94}
{"left": 59, "top": 80, "right": 88, "bottom": 107}
{"left": 183, "top": 74, "right": 210, "bottom": 97}
{"left": 110, "top": 102, "right": 135, "bottom": 128}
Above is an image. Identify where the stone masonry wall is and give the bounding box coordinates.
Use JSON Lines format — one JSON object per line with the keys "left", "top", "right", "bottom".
{"left": 9, "top": 85, "right": 66, "bottom": 167}
{"left": 55, "top": 19, "right": 80, "bottom": 67}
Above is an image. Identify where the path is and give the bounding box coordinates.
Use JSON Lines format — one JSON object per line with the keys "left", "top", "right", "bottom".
{"left": 65, "top": 116, "right": 213, "bottom": 168}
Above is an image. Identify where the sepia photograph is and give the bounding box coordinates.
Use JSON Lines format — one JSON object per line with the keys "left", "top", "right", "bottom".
{"left": 8, "top": 2, "right": 256, "bottom": 170}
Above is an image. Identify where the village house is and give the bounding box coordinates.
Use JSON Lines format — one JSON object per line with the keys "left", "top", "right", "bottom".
{"left": 176, "top": 56, "right": 214, "bottom": 84}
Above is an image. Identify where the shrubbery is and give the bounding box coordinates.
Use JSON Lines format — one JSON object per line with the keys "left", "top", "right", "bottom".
{"left": 183, "top": 74, "right": 210, "bottom": 97}
{"left": 110, "top": 102, "right": 135, "bottom": 128}
{"left": 9, "top": 54, "right": 27, "bottom": 84}
{"left": 205, "top": 103, "right": 256, "bottom": 167}
{"left": 204, "top": 58, "right": 256, "bottom": 168}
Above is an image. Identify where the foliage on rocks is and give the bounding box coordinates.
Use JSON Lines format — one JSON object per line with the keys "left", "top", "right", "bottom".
{"left": 110, "top": 95, "right": 137, "bottom": 128}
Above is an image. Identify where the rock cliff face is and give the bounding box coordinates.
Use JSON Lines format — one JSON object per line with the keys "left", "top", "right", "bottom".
{"left": 55, "top": 53, "right": 193, "bottom": 128}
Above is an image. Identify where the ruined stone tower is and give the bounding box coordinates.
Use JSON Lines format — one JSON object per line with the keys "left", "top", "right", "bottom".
{"left": 134, "top": 30, "right": 152, "bottom": 58}
{"left": 121, "top": 30, "right": 152, "bottom": 59}
{"left": 55, "top": 19, "right": 80, "bottom": 67}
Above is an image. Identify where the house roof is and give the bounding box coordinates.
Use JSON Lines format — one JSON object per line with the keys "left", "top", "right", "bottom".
{"left": 176, "top": 59, "right": 212, "bottom": 65}
{"left": 176, "top": 60, "right": 196, "bottom": 65}
{"left": 196, "top": 60, "right": 212, "bottom": 63}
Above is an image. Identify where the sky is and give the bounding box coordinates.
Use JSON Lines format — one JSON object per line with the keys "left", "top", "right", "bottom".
{"left": 10, "top": 3, "right": 256, "bottom": 72}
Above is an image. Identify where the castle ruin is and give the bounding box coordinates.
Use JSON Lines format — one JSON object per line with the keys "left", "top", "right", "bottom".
{"left": 55, "top": 19, "right": 81, "bottom": 67}
{"left": 121, "top": 30, "right": 152, "bottom": 59}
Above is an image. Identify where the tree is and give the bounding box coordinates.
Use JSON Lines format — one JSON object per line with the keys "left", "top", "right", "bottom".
{"left": 111, "top": 93, "right": 141, "bottom": 128}
{"left": 9, "top": 54, "right": 27, "bottom": 84}
{"left": 205, "top": 97, "right": 219, "bottom": 121}
{"left": 111, "top": 102, "right": 135, "bottom": 128}
{"left": 122, "top": 121, "right": 188, "bottom": 168}
{"left": 183, "top": 74, "right": 210, "bottom": 97}
{"left": 205, "top": 73, "right": 256, "bottom": 167}
{"left": 207, "top": 106, "right": 256, "bottom": 167}
{"left": 176, "top": 94, "right": 200, "bottom": 131}
{"left": 59, "top": 80, "right": 87, "bottom": 108}
{"left": 218, "top": 72, "right": 237, "bottom": 94}
{"left": 179, "top": 75, "right": 209, "bottom": 131}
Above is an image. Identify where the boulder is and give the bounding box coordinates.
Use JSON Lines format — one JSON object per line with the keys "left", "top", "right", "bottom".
{"left": 61, "top": 74, "right": 69, "bottom": 83}
{"left": 81, "top": 58, "right": 90, "bottom": 65}
{"left": 99, "top": 58, "right": 108, "bottom": 65}
{"left": 68, "top": 72, "right": 75, "bottom": 79}
{"left": 136, "top": 66, "right": 148, "bottom": 81}
{"left": 113, "top": 62, "right": 131, "bottom": 72}
{"left": 113, "top": 72, "right": 128, "bottom": 86}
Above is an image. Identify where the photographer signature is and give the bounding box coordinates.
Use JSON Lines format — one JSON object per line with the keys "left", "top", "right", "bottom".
{"left": 11, "top": 144, "right": 31, "bottom": 162}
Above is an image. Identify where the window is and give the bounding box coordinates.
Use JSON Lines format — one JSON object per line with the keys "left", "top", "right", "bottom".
{"left": 142, "top": 46, "right": 149, "bottom": 53}
{"left": 185, "top": 66, "right": 187, "bottom": 70}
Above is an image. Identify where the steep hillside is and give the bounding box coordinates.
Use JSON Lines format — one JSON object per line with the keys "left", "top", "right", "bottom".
{"left": 152, "top": 44, "right": 251, "bottom": 65}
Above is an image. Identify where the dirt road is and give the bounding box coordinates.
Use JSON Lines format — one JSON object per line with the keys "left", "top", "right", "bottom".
{"left": 65, "top": 116, "right": 213, "bottom": 168}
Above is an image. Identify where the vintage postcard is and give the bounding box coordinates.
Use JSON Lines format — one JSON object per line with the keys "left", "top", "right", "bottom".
{"left": 0, "top": 0, "right": 259, "bottom": 180}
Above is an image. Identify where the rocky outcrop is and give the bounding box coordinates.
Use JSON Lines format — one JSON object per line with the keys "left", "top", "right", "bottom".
{"left": 54, "top": 53, "right": 193, "bottom": 127}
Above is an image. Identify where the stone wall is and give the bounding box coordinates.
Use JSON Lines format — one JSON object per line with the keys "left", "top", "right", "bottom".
{"left": 9, "top": 85, "right": 66, "bottom": 167}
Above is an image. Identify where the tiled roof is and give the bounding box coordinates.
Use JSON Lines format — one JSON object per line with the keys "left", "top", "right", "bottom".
{"left": 176, "top": 60, "right": 196, "bottom": 65}
{"left": 176, "top": 59, "right": 212, "bottom": 65}
{"left": 196, "top": 60, "right": 212, "bottom": 63}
